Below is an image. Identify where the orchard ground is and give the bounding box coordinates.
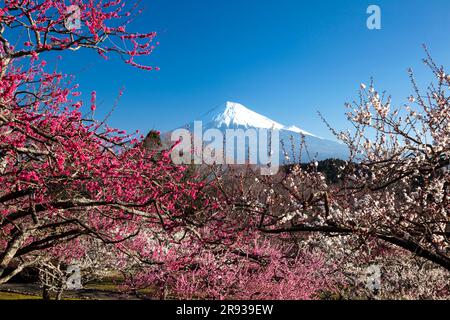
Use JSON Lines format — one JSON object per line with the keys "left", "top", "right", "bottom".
{"left": 0, "top": 276, "right": 157, "bottom": 300}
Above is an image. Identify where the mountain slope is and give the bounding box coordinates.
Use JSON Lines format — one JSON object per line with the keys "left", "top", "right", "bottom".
{"left": 198, "top": 102, "right": 318, "bottom": 138}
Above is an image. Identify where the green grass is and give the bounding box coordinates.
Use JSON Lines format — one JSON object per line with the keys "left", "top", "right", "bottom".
{"left": 85, "top": 282, "right": 157, "bottom": 295}
{"left": 84, "top": 282, "right": 121, "bottom": 292}
{"left": 0, "top": 291, "right": 41, "bottom": 300}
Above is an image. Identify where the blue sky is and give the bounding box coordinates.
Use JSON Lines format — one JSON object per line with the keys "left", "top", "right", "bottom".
{"left": 55, "top": 0, "right": 450, "bottom": 140}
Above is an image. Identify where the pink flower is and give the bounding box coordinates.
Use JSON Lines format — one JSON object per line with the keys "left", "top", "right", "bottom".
{"left": 90, "top": 91, "right": 97, "bottom": 111}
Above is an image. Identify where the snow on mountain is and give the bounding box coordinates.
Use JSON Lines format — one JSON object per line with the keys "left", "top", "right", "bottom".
{"left": 283, "top": 125, "right": 319, "bottom": 138}
{"left": 171, "top": 101, "right": 349, "bottom": 162}
{"left": 203, "top": 101, "right": 285, "bottom": 130}
{"left": 199, "top": 101, "right": 319, "bottom": 138}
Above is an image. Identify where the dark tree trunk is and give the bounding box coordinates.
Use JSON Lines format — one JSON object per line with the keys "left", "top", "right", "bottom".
{"left": 42, "top": 284, "right": 51, "bottom": 300}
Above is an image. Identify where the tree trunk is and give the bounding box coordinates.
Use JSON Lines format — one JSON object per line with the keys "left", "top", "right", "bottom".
{"left": 0, "top": 230, "right": 31, "bottom": 279}
{"left": 42, "top": 284, "right": 51, "bottom": 300}
{"left": 56, "top": 286, "right": 64, "bottom": 300}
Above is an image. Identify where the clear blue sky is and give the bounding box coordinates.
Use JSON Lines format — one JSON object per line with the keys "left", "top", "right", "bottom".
{"left": 54, "top": 0, "right": 450, "bottom": 140}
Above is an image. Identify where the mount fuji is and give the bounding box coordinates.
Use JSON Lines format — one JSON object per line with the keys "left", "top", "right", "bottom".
{"left": 171, "top": 101, "right": 349, "bottom": 163}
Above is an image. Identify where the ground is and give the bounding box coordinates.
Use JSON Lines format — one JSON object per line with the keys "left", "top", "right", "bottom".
{"left": 0, "top": 282, "right": 156, "bottom": 300}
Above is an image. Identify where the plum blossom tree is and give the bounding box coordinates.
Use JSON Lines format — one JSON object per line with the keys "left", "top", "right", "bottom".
{"left": 0, "top": 0, "right": 204, "bottom": 287}
{"left": 0, "top": 1, "right": 337, "bottom": 300}
{"left": 0, "top": 79, "right": 210, "bottom": 284}
{"left": 0, "top": 0, "right": 158, "bottom": 72}
{"left": 121, "top": 231, "right": 341, "bottom": 300}
{"left": 242, "top": 50, "right": 450, "bottom": 272}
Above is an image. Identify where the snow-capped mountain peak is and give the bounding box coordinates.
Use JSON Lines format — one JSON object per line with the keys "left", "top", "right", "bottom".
{"left": 201, "top": 101, "right": 318, "bottom": 137}
{"left": 210, "top": 101, "right": 285, "bottom": 130}
{"left": 284, "top": 125, "right": 317, "bottom": 137}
